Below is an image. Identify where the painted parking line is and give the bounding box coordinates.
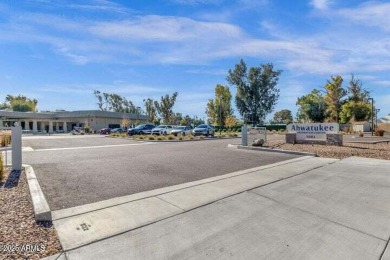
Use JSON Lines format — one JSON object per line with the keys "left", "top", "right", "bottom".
{"left": 31, "top": 142, "right": 155, "bottom": 152}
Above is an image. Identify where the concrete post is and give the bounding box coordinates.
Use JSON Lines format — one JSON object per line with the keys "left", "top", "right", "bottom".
{"left": 241, "top": 125, "right": 248, "bottom": 146}
{"left": 11, "top": 126, "right": 22, "bottom": 171}
{"left": 56, "top": 122, "right": 59, "bottom": 132}
{"left": 33, "top": 120, "right": 38, "bottom": 133}
{"left": 63, "top": 122, "right": 68, "bottom": 132}
{"left": 49, "top": 121, "right": 54, "bottom": 134}
{"left": 25, "top": 121, "right": 30, "bottom": 130}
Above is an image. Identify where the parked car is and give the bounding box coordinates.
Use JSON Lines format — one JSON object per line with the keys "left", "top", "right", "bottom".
{"left": 99, "top": 128, "right": 112, "bottom": 135}
{"left": 151, "top": 125, "right": 174, "bottom": 135}
{"left": 171, "top": 126, "right": 192, "bottom": 136}
{"left": 111, "top": 128, "right": 125, "bottom": 133}
{"left": 127, "top": 124, "right": 155, "bottom": 135}
{"left": 192, "top": 124, "right": 215, "bottom": 136}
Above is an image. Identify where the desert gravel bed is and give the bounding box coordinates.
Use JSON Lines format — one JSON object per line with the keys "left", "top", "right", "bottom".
{"left": 265, "top": 140, "right": 390, "bottom": 160}
{"left": 0, "top": 169, "right": 62, "bottom": 259}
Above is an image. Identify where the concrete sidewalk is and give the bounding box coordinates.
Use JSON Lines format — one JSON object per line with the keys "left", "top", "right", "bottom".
{"left": 45, "top": 156, "right": 390, "bottom": 260}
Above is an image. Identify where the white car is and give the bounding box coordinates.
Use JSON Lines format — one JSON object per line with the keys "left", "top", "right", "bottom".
{"left": 171, "top": 126, "right": 192, "bottom": 136}
{"left": 192, "top": 124, "right": 215, "bottom": 136}
{"left": 151, "top": 125, "right": 173, "bottom": 135}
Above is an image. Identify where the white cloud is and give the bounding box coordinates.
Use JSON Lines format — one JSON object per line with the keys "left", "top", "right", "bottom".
{"left": 337, "top": 2, "right": 390, "bottom": 31}
{"left": 89, "top": 16, "right": 243, "bottom": 42}
{"left": 171, "top": 0, "right": 224, "bottom": 5}
{"left": 310, "top": 0, "right": 333, "bottom": 10}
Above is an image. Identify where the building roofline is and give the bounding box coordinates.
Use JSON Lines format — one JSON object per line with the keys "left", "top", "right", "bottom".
{"left": 0, "top": 110, "right": 148, "bottom": 120}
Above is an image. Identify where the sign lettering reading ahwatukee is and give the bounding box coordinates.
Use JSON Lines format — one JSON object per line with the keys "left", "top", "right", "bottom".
{"left": 287, "top": 123, "right": 339, "bottom": 141}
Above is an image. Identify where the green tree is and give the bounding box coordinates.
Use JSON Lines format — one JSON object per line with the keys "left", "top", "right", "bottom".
{"left": 143, "top": 98, "right": 158, "bottom": 123}
{"left": 93, "top": 90, "right": 106, "bottom": 111}
{"left": 272, "top": 109, "right": 293, "bottom": 124}
{"left": 296, "top": 89, "right": 327, "bottom": 123}
{"left": 205, "top": 84, "right": 233, "bottom": 126}
{"left": 348, "top": 74, "right": 369, "bottom": 102}
{"left": 154, "top": 92, "right": 179, "bottom": 124}
{"left": 227, "top": 59, "right": 281, "bottom": 125}
{"left": 5, "top": 95, "right": 38, "bottom": 112}
{"left": 339, "top": 101, "right": 372, "bottom": 123}
{"left": 205, "top": 99, "right": 217, "bottom": 125}
{"left": 170, "top": 113, "right": 183, "bottom": 125}
{"left": 339, "top": 74, "right": 371, "bottom": 123}
{"left": 179, "top": 115, "right": 192, "bottom": 126}
{"left": 93, "top": 90, "right": 137, "bottom": 113}
{"left": 324, "top": 75, "right": 347, "bottom": 123}
{"left": 224, "top": 115, "right": 238, "bottom": 131}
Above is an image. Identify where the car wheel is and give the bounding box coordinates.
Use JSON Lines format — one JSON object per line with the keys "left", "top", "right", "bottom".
{"left": 139, "top": 131, "right": 144, "bottom": 135}
{"left": 183, "top": 132, "right": 185, "bottom": 136}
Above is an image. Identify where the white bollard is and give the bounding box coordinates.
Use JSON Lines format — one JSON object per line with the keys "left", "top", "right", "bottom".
{"left": 11, "top": 126, "right": 22, "bottom": 171}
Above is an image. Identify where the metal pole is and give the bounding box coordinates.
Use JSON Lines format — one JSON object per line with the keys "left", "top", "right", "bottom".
{"left": 370, "top": 98, "right": 374, "bottom": 136}
{"left": 219, "top": 102, "right": 222, "bottom": 135}
{"left": 376, "top": 109, "right": 380, "bottom": 131}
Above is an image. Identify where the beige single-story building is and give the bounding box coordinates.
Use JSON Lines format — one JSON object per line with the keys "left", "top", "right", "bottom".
{"left": 352, "top": 121, "right": 371, "bottom": 132}
{"left": 0, "top": 110, "right": 149, "bottom": 133}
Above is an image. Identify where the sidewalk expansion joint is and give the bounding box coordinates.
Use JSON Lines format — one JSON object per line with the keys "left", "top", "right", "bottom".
{"left": 380, "top": 235, "right": 390, "bottom": 260}
{"left": 155, "top": 197, "right": 186, "bottom": 212}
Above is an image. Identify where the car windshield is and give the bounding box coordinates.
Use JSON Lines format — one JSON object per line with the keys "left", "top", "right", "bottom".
{"left": 196, "top": 125, "right": 207, "bottom": 128}
{"left": 156, "top": 125, "right": 167, "bottom": 128}
{"left": 176, "top": 126, "right": 186, "bottom": 130}
{"left": 135, "top": 125, "right": 145, "bottom": 129}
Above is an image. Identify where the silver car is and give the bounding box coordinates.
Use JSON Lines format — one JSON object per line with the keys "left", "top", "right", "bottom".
{"left": 192, "top": 124, "right": 215, "bottom": 137}
{"left": 171, "top": 126, "right": 192, "bottom": 136}
{"left": 151, "top": 125, "right": 173, "bottom": 135}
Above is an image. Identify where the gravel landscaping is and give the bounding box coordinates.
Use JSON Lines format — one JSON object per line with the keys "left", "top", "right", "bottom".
{"left": 265, "top": 139, "right": 390, "bottom": 160}
{"left": 0, "top": 168, "right": 62, "bottom": 259}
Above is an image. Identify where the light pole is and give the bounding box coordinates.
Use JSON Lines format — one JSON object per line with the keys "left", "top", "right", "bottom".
{"left": 376, "top": 108, "right": 380, "bottom": 131}
{"left": 368, "top": 98, "right": 374, "bottom": 136}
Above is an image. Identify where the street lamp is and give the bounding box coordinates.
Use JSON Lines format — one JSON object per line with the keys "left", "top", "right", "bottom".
{"left": 368, "top": 98, "right": 374, "bottom": 136}
{"left": 376, "top": 108, "right": 380, "bottom": 131}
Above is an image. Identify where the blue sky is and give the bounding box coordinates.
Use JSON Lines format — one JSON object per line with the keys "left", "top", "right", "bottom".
{"left": 0, "top": 0, "right": 389, "bottom": 120}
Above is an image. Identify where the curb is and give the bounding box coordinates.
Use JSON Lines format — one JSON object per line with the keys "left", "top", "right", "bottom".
{"left": 24, "top": 164, "right": 52, "bottom": 221}
{"left": 233, "top": 145, "right": 317, "bottom": 157}
{"left": 130, "top": 137, "right": 240, "bottom": 142}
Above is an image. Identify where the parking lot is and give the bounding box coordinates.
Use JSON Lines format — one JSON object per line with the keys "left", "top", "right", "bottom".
{"left": 22, "top": 135, "right": 300, "bottom": 210}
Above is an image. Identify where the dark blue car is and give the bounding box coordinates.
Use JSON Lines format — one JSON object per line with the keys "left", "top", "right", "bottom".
{"left": 127, "top": 124, "right": 155, "bottom": 135}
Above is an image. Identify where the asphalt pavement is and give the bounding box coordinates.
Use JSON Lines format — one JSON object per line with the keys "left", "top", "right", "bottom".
{"left": 22, "top": 135, "right": 300, "bottom": 210}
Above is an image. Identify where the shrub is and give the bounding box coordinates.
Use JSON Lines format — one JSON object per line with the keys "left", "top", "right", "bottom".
{"left": 178, "top": 136, "right": 183, "bottom": 140}
{"left": 148, "top": 136, "right": 155, "bottom": 140}
{"left": 375, "top": 129, "right": 385, "bottom": 137}
{"left": 138, "top": 136, "right": 144, "bottom": 140}
{"left": 167, "top": 135, "right": 175, "bottom": 140}
{"left": 358, "top": 131, "right": 364, "bottom": 137}
{"left": 0, "top": 153, "right": 3, "bottom": 181}
{"left": 1, "top": 134, "right": 11, "bottom": 147}
{"left": 199, "top": 136, "right": 204, "bottom": 140}
{"left": 190, "top": 136, "right": 194, "bottom": 140}
{"left": 157, "top": 136, "right": 163, "bottom": 140}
